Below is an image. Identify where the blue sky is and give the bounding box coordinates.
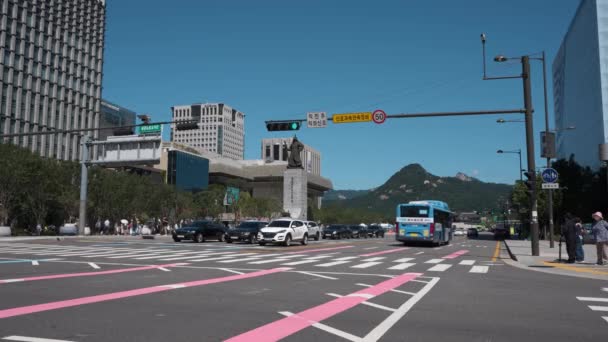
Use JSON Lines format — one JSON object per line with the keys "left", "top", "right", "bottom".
{"left": 102, "top": 0, "right": 580, "bottom": 190}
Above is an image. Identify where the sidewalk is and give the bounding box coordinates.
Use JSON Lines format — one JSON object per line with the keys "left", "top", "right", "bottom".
{"left": 504, "top": 239, "right": 608, "bottom": 281}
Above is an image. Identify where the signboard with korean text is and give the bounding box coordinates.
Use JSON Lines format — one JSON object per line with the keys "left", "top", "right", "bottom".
{"left": 332, "top": 112, "right": 372, "bottom": 124}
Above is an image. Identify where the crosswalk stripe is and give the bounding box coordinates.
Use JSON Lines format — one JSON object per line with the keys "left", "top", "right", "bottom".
{"left": 31, "top": 260, "right": 39, "bottom": 266}
{"left": 459, "top": 260, "right": 476, "bottom": 266}
{"left": 388, "top": 263, "right": 416, "bottom": 270}
{"left": 159, "top": 252, "right": 241, "bottom": 261}
{"left": 425, "top": 259, "right": 443, "bottom": 264}
{"left": 249, "top": 258, "right": 291, "bottom": 265}
{"left": 603, "top": 316, "right": 608, "bottom": 323}
{"left": 428, "top": 264, "right": 451, "bottom": 272}
{"left": 469, "top": 266, "right": 488, "bottom": 273}
{"left": 281, "top": 260, "right": 319, "bottom": 266}
{"left": 88, "top": 263, "right": 100, "bottom": 269}
{"left": 577, "top": 297, "right": 608, "bottom": 303}
{"left": 187, "top": 256, "right": 239, "bottom": 262}
{"left": 136, "top": 252, "right": 200, "bottom": 260}
{"left": 308, "top": 255, "right": 333, "bottom": 260}
{"left": 589, "top": 306, "right": 608, "bottom": 312}
{"left": 315, "top": 261, "right": 351, "bottom": 267}
{"left": 393, "top": 258, "right": 414, "bottom": 263}
{"left": 333, "top": 256, "right": 358, "bottom": 261}
{"left": 218, "top": 257, "right": 263, "bottom": 263}
{"left": 351, "top": 262, "right": 382, "bottom": 269}
{"left": 362, "top": 257, "right": 385, "bottom": 262}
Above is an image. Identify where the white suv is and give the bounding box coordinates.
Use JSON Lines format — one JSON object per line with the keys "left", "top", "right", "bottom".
{"left": 258, "top": 218, "right": 308, "bottom": 246}
{"left": 305, "top": 221, "right": 321, "bottom": 241}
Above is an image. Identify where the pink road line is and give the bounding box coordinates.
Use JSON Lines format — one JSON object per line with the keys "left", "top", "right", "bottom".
{"left": 225, "top": 272, "right": 421, "bottom": 342}
{"left": 284, "top": 245, "right": 354, "bottom": 255}
{"left": 442, "top": 250, "right": 469, "bottom": 259}
{"left": 359, "top": 247, "right": 409, "bottom": 257}
{"left": 0, "top": 263, "right": 186, "bottom": 284}
{"left": 0, "top": 267, "right": 289, "bottom": 319}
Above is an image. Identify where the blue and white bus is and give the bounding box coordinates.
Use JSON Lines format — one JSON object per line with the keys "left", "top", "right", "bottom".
{"left": 395, "top": 200, "right": 454, "bottom": 246}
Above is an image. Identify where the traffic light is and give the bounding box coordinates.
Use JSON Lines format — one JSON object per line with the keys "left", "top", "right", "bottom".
{"left": 175, "top": 121, "right": 199, "bottom": 130}
{"left": 266, "top": 120, "right": 301, "bottom": 131}
{"left": 523, "top": 171, "right": 536, "bottom": 193}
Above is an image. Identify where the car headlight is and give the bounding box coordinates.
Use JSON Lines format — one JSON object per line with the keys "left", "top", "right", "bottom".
{"left": 332, "top": 231, "right": 337, "bottom": 234}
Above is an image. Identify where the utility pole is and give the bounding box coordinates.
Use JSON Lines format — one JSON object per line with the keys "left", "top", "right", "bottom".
{"left": 522, "top": 56, "right": 540, "bottom": 256}
{"left": 78, "top": 135, "right": 90, "bottom": 235}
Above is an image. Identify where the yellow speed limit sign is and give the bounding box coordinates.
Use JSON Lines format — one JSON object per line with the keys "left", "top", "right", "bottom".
{"left": 332, "top": 112, "right": 372, "bottom": 124}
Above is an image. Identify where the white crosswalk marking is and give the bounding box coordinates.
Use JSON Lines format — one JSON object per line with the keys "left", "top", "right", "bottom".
{"left": 308, "top": 255, "right": 333, "bottom": 260}
{"left": 469, "top": 266, "right": 488, "bottom": 273}
{"left": 88, "top": 263, "right": 100, "bottom": 269}
{"left": 425, "top": 259, "right": 443, "bottom": 264}
{"left": 281, "top": 260, "right": 320, "bottom": 266}
{"left": 388, "top": 263, "right": 415, "bottom": 270}
{"left": 578, "top": 297, "right": 608, "bottom": 303}
{"left": 393, "top": 258, "right": 414, "bottom": 263}
{"left": 187, "top": 255, "right": 239, "bottom": 262}
{"left": 351, "top": 262, "right": 382, "bottom": 269}
{"left": 459, "top": 260, "right": 475, "bottom": 265}
{"left": 249, "top": 258, "right": 291, "bottom": 265}
{"left": 31, "top": 260, "right": 39, "bottom": 266}
{"left": 218, "top": 256, "right": 263, "bottom": 263}
{"left": 362, "top": 257, "right": 385, "bottom": 262}
{"left": 315, "top": 261, "right": 351, "bottom": 267}
{"left": 159, "top": 252, "right": 241, "bottom": 261}
{"left": 334, "top": 256, "right": 358, "bottom": 261}
{"left": 589, "top": 306, "right": 608, "bottom": 312}
{"left": 428, "top": 264, "right": 451, "bottom": 272}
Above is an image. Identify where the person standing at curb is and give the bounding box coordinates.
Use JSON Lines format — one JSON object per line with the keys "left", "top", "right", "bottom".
{"left": 574, "top": 217, "right": 585, "bottom": 262}
{"left": 563, "top": 213, "right": 577, "bottom": 264}
{"left": 591, "top": 212, "right": 608, "bottom": 266}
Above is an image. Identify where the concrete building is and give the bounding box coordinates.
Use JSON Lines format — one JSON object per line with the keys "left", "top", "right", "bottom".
{"left": 261, "top": 137, "right": 321, "bottom": 176}
{"left": 99, "top": 99, "right": 135, "bottom": 141}
{"left": 170, "top": 103, "right": 244, "bottom": 160}
{"left": 553, "top": 0, "right": 608, "bottom": 168}
{"left": 0, "top": 0, "right": 106, "bottom": 161}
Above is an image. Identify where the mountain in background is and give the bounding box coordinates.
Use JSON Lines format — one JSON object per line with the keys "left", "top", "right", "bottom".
{"left": 323, "top": 164, "right": 512, "bottom": 216}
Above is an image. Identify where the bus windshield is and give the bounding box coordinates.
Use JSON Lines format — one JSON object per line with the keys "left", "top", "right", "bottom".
{"left": 400, "top": 205, "right": 430, "bottom": 218}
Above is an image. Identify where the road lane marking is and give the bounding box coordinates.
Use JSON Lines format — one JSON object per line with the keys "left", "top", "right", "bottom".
{"left": 578, "top": 297, "right": 608, "bottom": 303}
{"left": 296, "top": 271, "right": 337, "bottom": 280}
{"left": 414, "top": 252, "right": 424, "bottom": 255}
{"left": 334, "top": 256, "right": 358, "bottom": 261}
{"left": 425, "top": 259, "right": 443, "bottom": 264}
{"left": 427, "top": 264, "right": 451, "bottom": 272}
{"left": 157, "top": 267, "right": 170, "bottom": 272}
{"left": 491, "top": 241, "right": 501, "bottom": 262}
{"left": 363, "top": 247, "right": 378, "bottom": 250}
{"left": 315, "top": 261, "right": 351, "bottom": 267}
{"left": 543, "top": 262, "right": 608, "bottom": 275}
{"left": 355, "top": 283, "right": 417, "bottom": 296}
{"left": 0, "top": 263, "right": 181, "bottom": 284}
{"left": 0, "top": 268, "right": 289, "bottom": 319}
{"left": 284, "top": 246, "right": 354, "bottom": 254}
{"left": 388, "top": 263, "right": 415, "bottom": 270}
{"left": 88, "top": 263, "right": 100, "bottom": 269}
{"left": 459, "top": 260, "right": 475, "bottom": 266}
{"left": 249, "top": 258, "right": 292, "bottom": 264}
{"left": 393, "top": 258, "right": 414, "bottom": 263}
{"left": 588, "top": 306, "right": 608, "bottom": 312}
{"left": 31, "top": 261, "right": 39, "bottom": 266}
{"left": 2, "top": 336, "right": 76, "bottom": 342}
{"left": 281, "top": 260, "right": 320, "bottom": 266}
{"left": 442, "top": 250, "right": 469, "bottom": 259}
{"left": 218, "top": 257, "right": 263, "bottom": 263}
{"left": 278, "top": 311, "right": 362, "bottom": 342}
{"left": 224, "top": 272, "right": 422, "bottom": 342}
{"left": 469, "top": 266, "right": 488, "bottom": 273}
{"left": 603, "top": 316, "right": 608, "bottom": 323}
{"left": 327, "top": 293, "right": 396, "bottom": 312}
{"left": 308, "top": 255, "right": 333, "bottom": 260}
{"left": 351, "top": 262, "right": 382, "bottom": 269}
{"left": 186, "top": 256, "right": 240, "bottom": 262}
{"left": 361, "top": 257, "right": 385, "bottom": 262}
{"left": 220, "top": 268, "right": 244, "bottom": 275}
{"left": 359, "top": 248, "right": 408, "bottom": 257}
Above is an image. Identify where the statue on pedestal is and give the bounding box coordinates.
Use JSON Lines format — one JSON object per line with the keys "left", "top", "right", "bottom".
{"left": 283, "top": 136, "right": 304, "bottom": 169}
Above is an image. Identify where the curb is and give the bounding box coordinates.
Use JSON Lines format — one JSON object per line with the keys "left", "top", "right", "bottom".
{"left": 503, "top": 240, "right": 518, "bottom": 261}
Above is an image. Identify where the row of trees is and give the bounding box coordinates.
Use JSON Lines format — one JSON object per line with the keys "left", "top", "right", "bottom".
{"left": 0, "top": 144, "right": 281, "bottom": 234}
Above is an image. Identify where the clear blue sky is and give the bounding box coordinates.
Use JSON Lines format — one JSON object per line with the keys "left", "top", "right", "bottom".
{"left": 102, "top": 0, "right": 580, "bottom": 190}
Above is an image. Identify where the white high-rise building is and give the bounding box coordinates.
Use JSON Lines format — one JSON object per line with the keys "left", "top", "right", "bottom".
{"left": 170, "top": 103, "right": 244, "bottom": 160}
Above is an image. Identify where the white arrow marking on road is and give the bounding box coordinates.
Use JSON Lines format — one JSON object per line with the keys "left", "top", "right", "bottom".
{"left": 88, "top": 263, "right": 100, "bottom": 269}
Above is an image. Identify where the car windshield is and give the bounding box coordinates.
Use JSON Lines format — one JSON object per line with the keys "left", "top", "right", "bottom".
{"left": 184, "top": 221, "right": 209, "bottom": 228}
{"left": 327, "top": 225, "right": 344, "bottom": 230}
{"left": 268, "top": 220, "right": 291, "bottom": 228}
{"left": 237, "top": 222, "right": 265, "bottom": 230}
{"left": 350, "top": 225, "right": 361, "bottom": 230}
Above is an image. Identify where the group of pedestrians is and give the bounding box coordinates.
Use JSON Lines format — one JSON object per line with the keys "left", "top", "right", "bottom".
{"left": 563, "top": 211, "right": 608, "bottom": 265}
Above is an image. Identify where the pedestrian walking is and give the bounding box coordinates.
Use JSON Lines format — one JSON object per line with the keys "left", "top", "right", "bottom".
{"left": 591, "top": 212, "right": 608, "bottom": 265}
{"left": 562, "top": 213, "right": 577, "bottom": 263}
{"left": 103, "top": 219, "right": 110, "bottom": 235}
{"left": 574, "top": 217, "right": 585, "bottom": 262}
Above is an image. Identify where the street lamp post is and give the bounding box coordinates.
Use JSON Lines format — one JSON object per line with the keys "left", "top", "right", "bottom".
{"left": 497, "top": 149, "right": 523, "bottom": 181}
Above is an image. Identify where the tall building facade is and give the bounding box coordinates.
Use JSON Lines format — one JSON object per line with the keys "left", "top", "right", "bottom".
{"left": 0, "top": 0, "right": 106, "bottom": 160}
{"left": 99, "top": 99, "right": 135, "bottom": 141}
{"left": 170, "top": 103, "right": 245, "bottom": 160}
{"left": 553, "top": 0, "right": 608, "bottom": 168}
{"left": 261, "top": 137, "right": 321, "bottom": 176}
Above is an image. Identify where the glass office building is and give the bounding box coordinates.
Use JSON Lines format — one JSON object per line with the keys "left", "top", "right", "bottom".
{"left": 167, "top": 150, "right": 209, "bottom": 192}
{"left": 99, "top": 99, "right": 135, "bottom": 141}
{"left": 553, "top": 0, "right": 608, "bottom": 168}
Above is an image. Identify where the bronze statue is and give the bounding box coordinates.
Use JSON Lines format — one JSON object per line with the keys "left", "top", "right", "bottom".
{"left": 284, "top": 136, "right": 304, "bottom": 169}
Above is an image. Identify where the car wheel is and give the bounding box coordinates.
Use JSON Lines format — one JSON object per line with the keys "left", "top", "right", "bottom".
{"left": 259, "top": 241, "right": 266, "bottom": 246}
{"left": 249, "top": 235, "right": 256, "bottom": 244}
{"left": 226, "top": 239, "right": 233, "bottom": 243}
{"left": 315, "top": 232, "right": 320, "bottom": 241}
{"left": 173, "top": 237, "right": 181, "bottom": 243}
{"left": 217, "top": 233, "right": 225, "bottom": 242}
{"left": 194, "top": 233, "right": 204, "bottom": 243}
{"left": 301, "top": 234, "right": 308, "bottom": 245}
{"left": 283, "top": 234, "right": 291, "bottom": 247}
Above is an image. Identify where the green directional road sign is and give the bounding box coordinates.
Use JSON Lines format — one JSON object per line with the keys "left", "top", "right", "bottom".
{"left": 139, "top": 124, "right": 161, "bottom": 135}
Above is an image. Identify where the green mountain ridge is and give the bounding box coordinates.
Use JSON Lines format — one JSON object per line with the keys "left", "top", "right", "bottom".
{"left": 324, "top": 164, "right": 512, "bottom": 216}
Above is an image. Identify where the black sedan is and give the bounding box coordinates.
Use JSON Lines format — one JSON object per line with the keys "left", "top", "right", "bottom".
{"left": 367, "top": 225, "right": 385, "bottom": 238}
{"left": 173, "top": 221, "right": 227, "bottom": 243}
{"left": 226, "top": 221, "right": 268, "bottom": 244}
{"left": 349, "top": 225, "right": 368, "bottom": 239}
{"left": 322, "top": 225, "right": 352, "bottom": 239}
{"left": 467, "top": 228, "right": 479, "bottom": 238}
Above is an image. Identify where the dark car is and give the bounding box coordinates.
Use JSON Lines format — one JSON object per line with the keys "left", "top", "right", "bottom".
{"left": 467, "top": 228, "right": 479, "bottom": 238}
{"left": 349, "top": 225, "right": 368, "bottom": 239}
{"left": 322, "top": 225, "right": 352, "bottom": 239}
{"left": 367, "top": 225, "right": 385, "bottom": 238}
{"left": 226, "top": 221, "right": 268, "bottom": 244}
{"left": 493, "top": 224, "right": 510, "bottom": 240}
{"left": 173, "top": 221, "right": 227, "bottom": 243}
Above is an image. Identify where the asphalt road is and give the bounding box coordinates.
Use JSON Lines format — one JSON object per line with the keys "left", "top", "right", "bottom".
{"left": 0, "top": 233, "right": 605, "bottom": 342}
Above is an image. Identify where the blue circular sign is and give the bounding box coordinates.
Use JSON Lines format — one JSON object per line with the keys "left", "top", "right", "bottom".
{"left": 541, "top": 168, "right": 559, "bottom": 183}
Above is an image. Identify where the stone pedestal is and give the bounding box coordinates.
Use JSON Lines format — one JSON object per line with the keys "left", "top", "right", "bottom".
{"left": 283, "top": 168, "right": 308, "bottom": 220}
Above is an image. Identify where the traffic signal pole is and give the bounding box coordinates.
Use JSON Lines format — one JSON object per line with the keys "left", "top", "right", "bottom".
{"left": 522, "top": 56, "right": 540, "bottom": 256}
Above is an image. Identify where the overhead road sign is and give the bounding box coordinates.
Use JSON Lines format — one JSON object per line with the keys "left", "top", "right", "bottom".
{"left": 372, "top": 109, "right": 386, "bottom": 124}
{"left": 307, "top": 112, "right": 327, "bottom": 128}
{"left": 332, "top": 112, "right": 372, "bottom": 124}
{"left": 541, "top": 168, "right": 558, "bottom": 183}
{"left": 542, "top": 183, "right": 559, "bottom": 190}
{"left": 139, "top": 124, "right": 161, "bottom": 135}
